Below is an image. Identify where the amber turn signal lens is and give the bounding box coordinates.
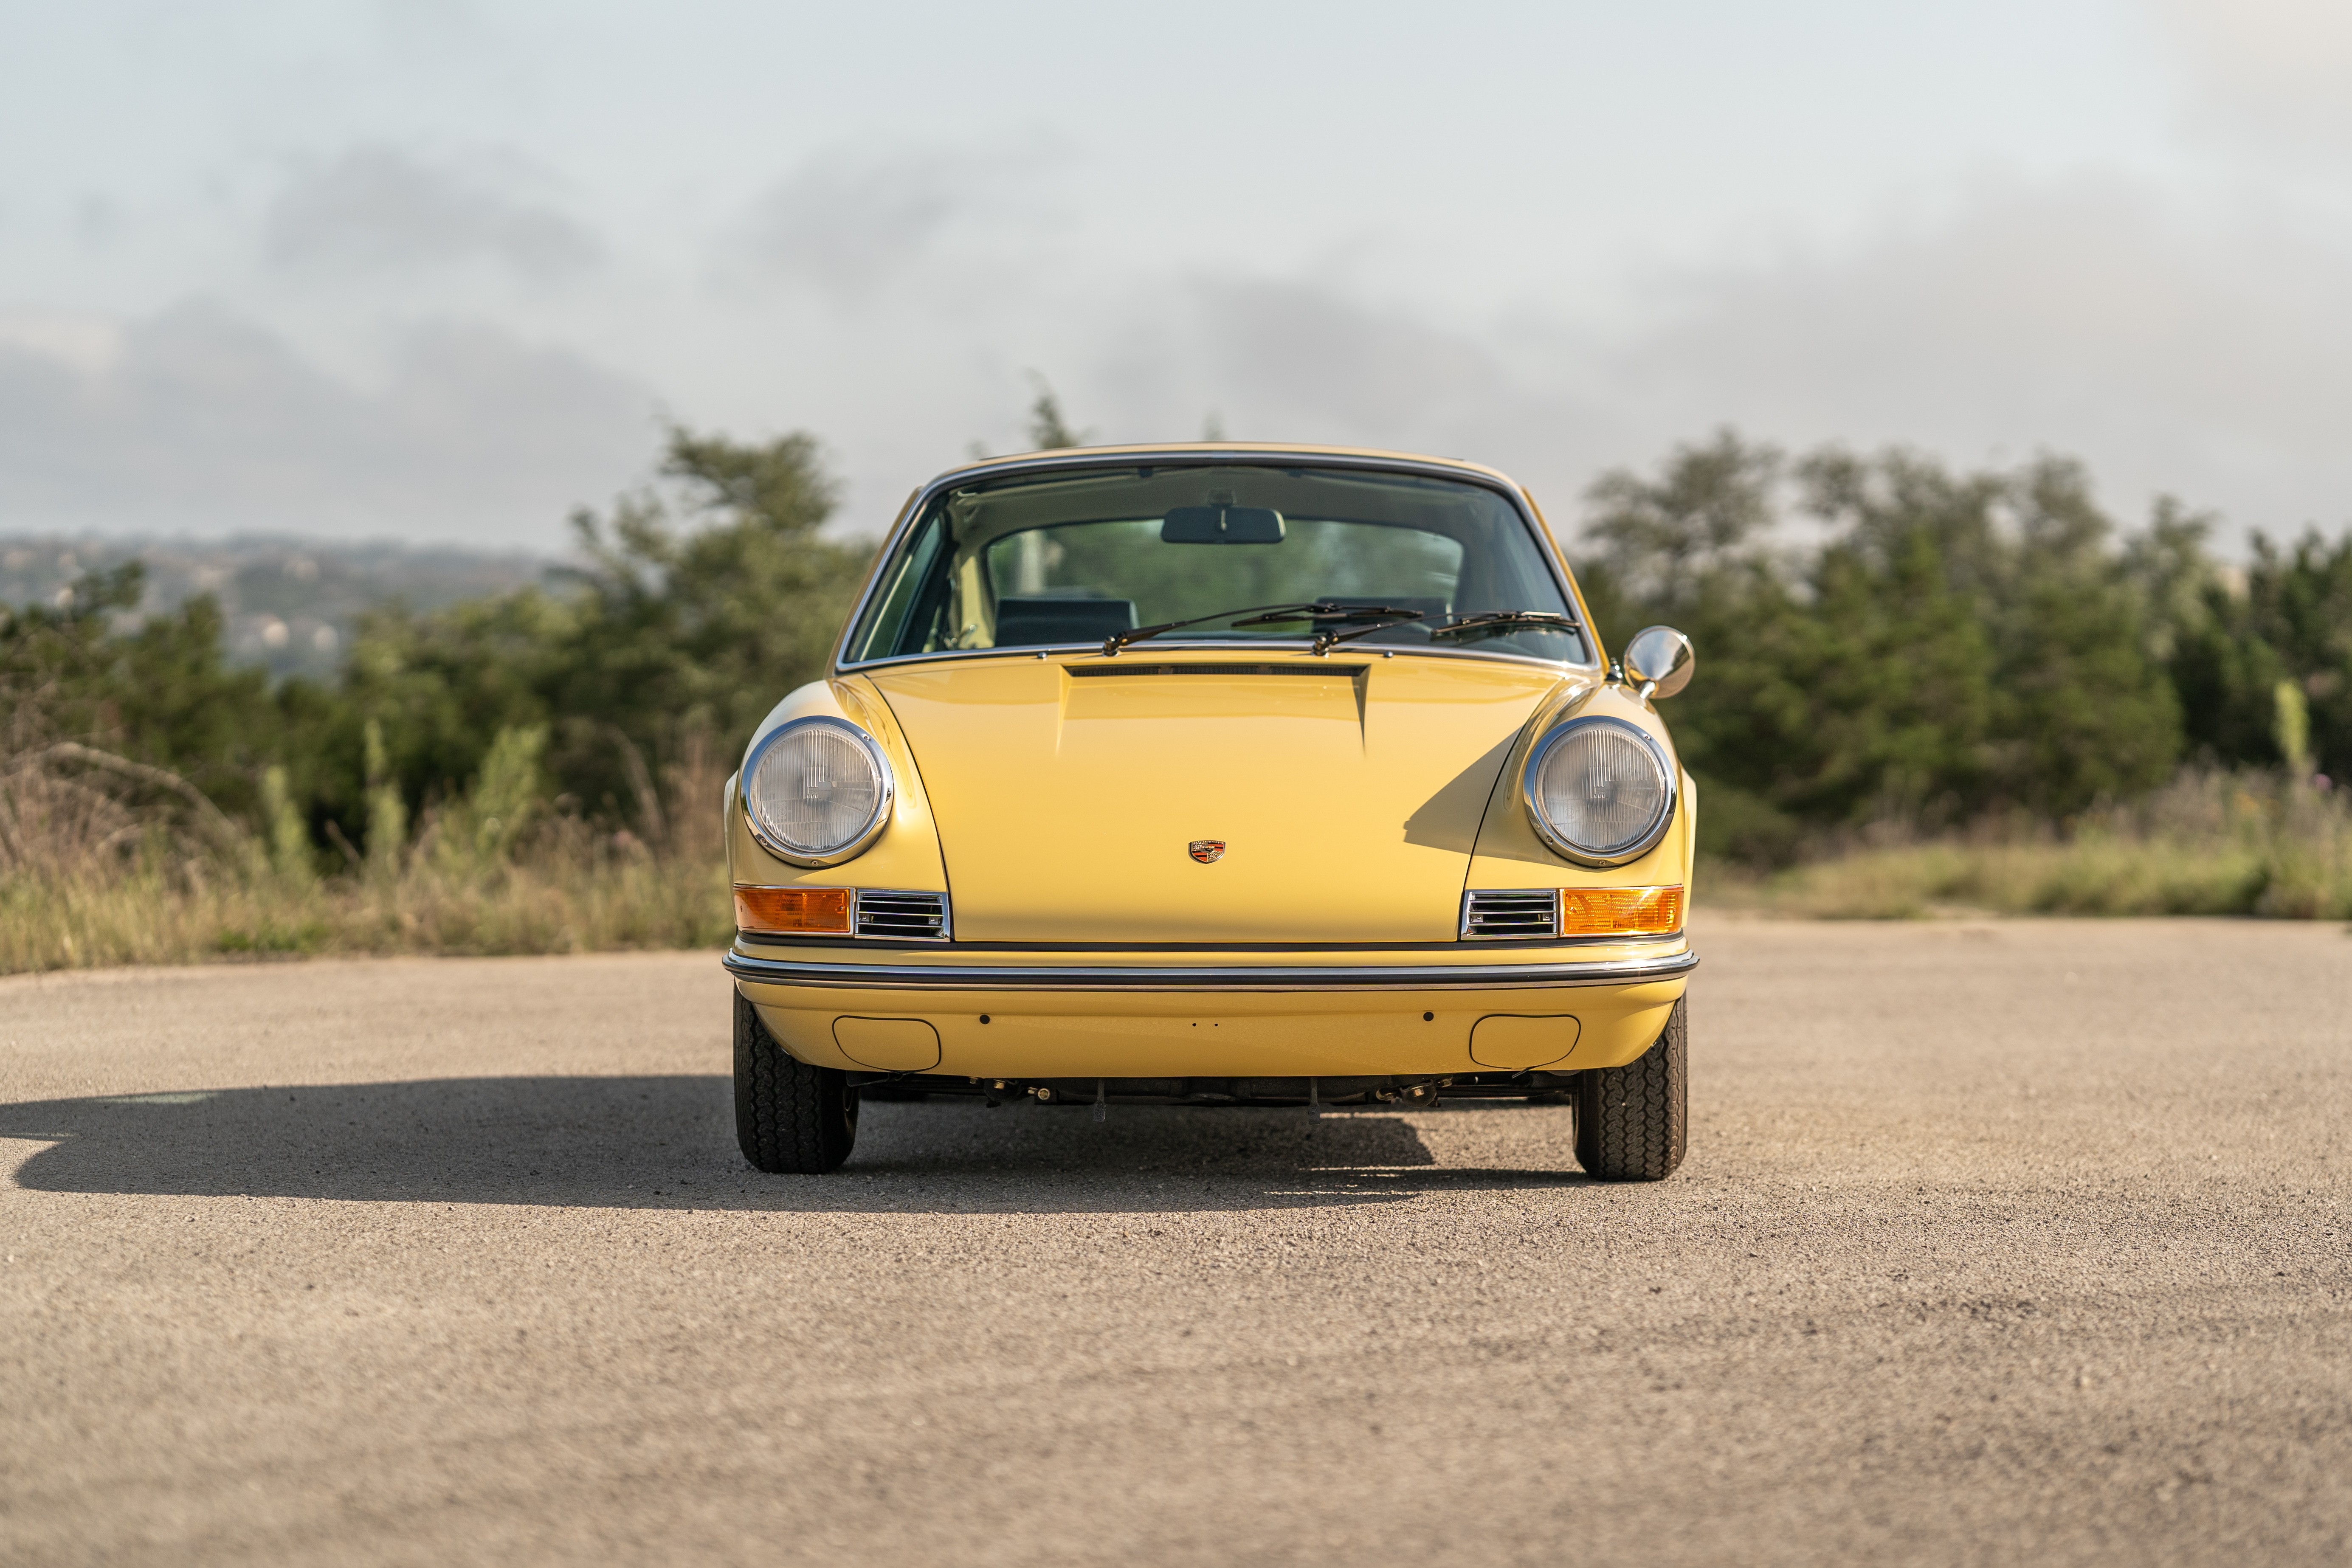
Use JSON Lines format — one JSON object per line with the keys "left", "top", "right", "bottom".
{"left": 1558, "top": 885, "right": 1684, "bottom": 937}
{"left": 734, "top": 885, "right": 853, "bottom": 934}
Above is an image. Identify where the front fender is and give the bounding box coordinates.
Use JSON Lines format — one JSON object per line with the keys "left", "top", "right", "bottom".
{"left": 725, "top": 678, "right": 950, "bottom": 897}
{"left": 1462, "top": 682, "right": 1695, "bottom": 896}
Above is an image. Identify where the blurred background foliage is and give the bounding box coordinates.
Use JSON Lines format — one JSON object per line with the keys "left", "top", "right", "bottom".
{"left": 0, "top": 425, "right": 868, "bottom": 966}
{"left": 331, "top": 426, "right": 868, "bottom": 854}
{"left": 4, "top": 417, "right": 2352, "bottom": 969}
{"left": 3, "top": 426, "right": 867, "bottom": 861}
{"left": 1575, "top": 429, "right": 2352, "bottom": 865}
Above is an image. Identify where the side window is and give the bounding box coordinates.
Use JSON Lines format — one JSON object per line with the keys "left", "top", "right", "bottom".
{"left": 850, "top": 513, "right": 948, "bottom": 661}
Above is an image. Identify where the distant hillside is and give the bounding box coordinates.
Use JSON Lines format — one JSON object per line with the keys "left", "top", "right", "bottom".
{"left": 0, "top": 536, "right": 551, "bottom": 679}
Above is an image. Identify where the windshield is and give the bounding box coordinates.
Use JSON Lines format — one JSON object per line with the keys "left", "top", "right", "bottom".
{"left": 844, "top": 463, "right": 1587, "bottom": 665}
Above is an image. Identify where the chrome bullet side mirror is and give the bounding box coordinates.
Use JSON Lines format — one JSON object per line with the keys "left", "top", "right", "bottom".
{"left": 1620, "top": 625, "right": 1695, "bottom": 701}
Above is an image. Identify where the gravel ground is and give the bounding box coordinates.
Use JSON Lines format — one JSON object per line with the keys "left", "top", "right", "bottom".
{"left": 1, "top": 917, "right": 2348, "bottom": 1566}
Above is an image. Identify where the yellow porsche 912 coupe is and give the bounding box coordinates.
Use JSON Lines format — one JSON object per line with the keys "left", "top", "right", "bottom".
{"left": 722, "top": 445, "right": 1698, "bottom": 1178}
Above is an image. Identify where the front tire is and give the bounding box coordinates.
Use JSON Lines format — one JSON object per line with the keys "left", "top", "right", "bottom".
{"left": 1576, "top": 996, "right": 1687, "bottom": 1181}
{"left": 734, "top": 990, "right": 859, "bottom": 1173}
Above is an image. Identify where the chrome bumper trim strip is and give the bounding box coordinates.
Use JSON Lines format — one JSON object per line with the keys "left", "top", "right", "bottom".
{"left": 721, "top": 949, "right": 1698, "bottom": 993}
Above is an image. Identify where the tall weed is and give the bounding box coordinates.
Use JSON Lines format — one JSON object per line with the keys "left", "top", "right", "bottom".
{"left": 0, "top": 725, "right": 729, "bottom": 974}
{"left": 1709, "top": 768, "right": 2352, "bottom": 919}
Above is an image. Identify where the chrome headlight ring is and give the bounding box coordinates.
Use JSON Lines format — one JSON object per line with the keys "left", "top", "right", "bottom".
{"left": 739, "top": 716, "right": 896, "bottom": 867}
{"left": 1521, "top": 715, "right": 1678, "bottom": 868}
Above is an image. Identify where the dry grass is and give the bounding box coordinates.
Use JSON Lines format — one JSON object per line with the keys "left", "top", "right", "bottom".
{"left": 1705, "top": 770, "right": 2352, "bottom": 920}
{"left": 0, "top": 729, "right": 732, "bottom": 976}
{"left": 0, "top": 830, "right": 732, "bottom": 976}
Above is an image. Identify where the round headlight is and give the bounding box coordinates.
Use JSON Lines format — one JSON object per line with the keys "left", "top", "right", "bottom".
{"left": 1523, "top": 716, "right": 1676, "bottom": 867}
{"left": 741, "top": 718, "right": 894, "bottom": 866}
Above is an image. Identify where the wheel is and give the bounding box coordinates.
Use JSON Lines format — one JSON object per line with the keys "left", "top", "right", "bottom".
{"left": 733, "top": 989, "right": 859, "bottom": 1173}
{"left": 1576, "top": 995, "right": 1687, "bottom": 1181}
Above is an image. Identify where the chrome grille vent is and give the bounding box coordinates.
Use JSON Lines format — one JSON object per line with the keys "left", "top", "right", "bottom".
{"left": 1461, "top": 889, "right": 1560, "bottom": 940}
{"left": 855, "top": 890, "right": 950, "bottom": 941}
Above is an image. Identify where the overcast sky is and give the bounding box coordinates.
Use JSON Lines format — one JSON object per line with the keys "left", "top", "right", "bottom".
{"left": 2, "top": 0, "right": 2348, "bottom": 551}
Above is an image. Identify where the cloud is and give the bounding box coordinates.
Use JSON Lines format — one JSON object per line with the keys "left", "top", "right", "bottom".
{"left": 0, "top": 310, "right": 124, "bottom": 378}
{"left": 1180, "top": 279, "right": 1538, "bottom": 439}
{"left": 22, "top": 158, "right": 2341, "bottom": 560}
{"left": 977, "top": 173, "right": 2352, "bottom": 547}
{"left": 263, "top": 145, "right": 602, "bottom": 279}
{"left": 794, "top": 268, "right": 1619, "bottom": 531}
{"left": 1608, "top": 173, "right": 2352, "bottom": 534}
{"left": 723, "top": 139, "right": 1061, "bottom": 300}
{"left": 2147, "top": 0, "right": 2352, "bottom": 158}
{"left": 1083, "top": 277, "right": 1604, "bottom": 484}
{"left": 0, "top": 301, "right": 653, "bottom": 542}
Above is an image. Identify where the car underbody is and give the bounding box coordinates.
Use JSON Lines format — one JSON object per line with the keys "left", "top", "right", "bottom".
{"left": 852, "top": 1070, "right": 1578, "bottom": 1107}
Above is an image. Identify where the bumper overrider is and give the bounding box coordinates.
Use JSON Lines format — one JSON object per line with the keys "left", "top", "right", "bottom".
{"left": 724, "top": 942, "right": 1696, "bottom": 1084}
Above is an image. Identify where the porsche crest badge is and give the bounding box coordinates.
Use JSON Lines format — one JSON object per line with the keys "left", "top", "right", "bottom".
{"left": 1187, "top": 840, "right": 1226, "bottom": 864}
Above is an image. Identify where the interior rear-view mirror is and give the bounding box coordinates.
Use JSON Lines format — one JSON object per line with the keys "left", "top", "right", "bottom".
{"left": 1161, "top": 506, "right": 1285, "bottom": 544}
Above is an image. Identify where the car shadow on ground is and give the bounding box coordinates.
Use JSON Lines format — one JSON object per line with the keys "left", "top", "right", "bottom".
{"left": 0, "top": 1077, "right": 1592, "bottom": 1214}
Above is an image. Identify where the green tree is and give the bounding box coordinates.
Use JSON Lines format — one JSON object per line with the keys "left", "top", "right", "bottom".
{"left": 1583, "top": 428, "right": 1782, "bottom": 618}
{"left": 342, "top": 425, "right": 873, "bottom": 847}
{"left": 2168, "top": 528, "right": 2352, "bottom": 778}
{"left": 1990, "top": 458, "right": 2183, "bottom": 812}
{"left": 1580, "top": 434, "right": 2186, "bottom": 858}
{"left": 1025, "top": 377, "right": 1088, "bottom": 450}
{"left": 0, "top": 562, "right": 297, "bottom": 821}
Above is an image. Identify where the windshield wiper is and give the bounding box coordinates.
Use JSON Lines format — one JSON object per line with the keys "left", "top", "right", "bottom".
{"left": 1234, "top": 603, "right": 1431, "bottom": 653}
{"left": 1101, "top": 602, "right": 1424, "bottom": 656}
{"left": 1427, "top": 610, "right": 1582, "bottom": 643}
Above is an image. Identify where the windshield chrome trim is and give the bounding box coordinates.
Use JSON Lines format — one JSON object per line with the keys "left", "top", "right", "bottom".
{"left": 723, "top": 948, "right": 1697, "bottom": 993}
{"left": 830, "top": 448, "right": 1600, "bottom": 676}
{"left": 834, "top": 639, "right": 1581, "bottom": 678}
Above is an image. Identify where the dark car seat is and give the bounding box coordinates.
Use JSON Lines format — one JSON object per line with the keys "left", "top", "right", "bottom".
{"left": 993, "top": 597, "right": 1139, "bottom": 647}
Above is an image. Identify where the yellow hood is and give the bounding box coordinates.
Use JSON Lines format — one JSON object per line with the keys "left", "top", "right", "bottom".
{"left": 865, "top": 653, "right": 1567, "bottom": 943}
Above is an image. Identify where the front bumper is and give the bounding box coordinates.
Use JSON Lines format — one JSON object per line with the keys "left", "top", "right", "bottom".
{"left": 720, "top": 947, "right": 1696, "bottom": 992}
{"left": 726, "top": 943, "right": 1695, "bottom": 1079}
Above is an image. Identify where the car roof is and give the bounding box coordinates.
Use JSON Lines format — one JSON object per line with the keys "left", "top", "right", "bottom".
{"left": 917, "top": 442, "right": 1527, "bottom": 493}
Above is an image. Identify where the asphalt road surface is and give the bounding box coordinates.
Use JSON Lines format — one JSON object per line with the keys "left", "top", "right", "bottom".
{"left": 2, "top": 918, "right": 2348, "bottom": 1567}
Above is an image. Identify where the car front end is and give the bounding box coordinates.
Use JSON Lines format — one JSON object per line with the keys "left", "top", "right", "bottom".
{"left": 723, "top": 445, "right": 1698, "bottom": 1171}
